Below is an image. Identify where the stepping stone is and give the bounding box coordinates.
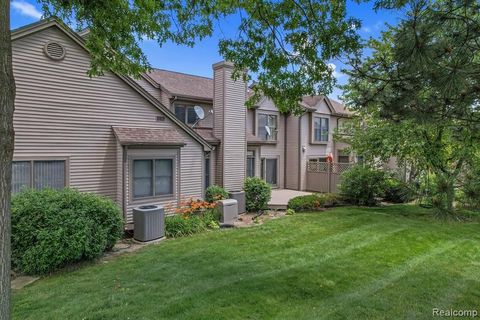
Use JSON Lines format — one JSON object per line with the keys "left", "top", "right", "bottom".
{"left": 11, "top": 276, "right": 39, "bottom": 290}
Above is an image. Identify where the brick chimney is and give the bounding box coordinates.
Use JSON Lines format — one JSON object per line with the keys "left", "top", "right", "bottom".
{"left": 212, "top": 61, "right": 247, "bottom": 191}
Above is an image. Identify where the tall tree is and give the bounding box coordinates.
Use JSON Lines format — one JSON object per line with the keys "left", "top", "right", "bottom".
{"left": 0, "top": 0, "right": 15, "bottom": 319}
{"left": 1, "top": 0, "right": 362, "bottom": 318}
{"left": 343, "top": 0, "right": 480, "bottom": 214}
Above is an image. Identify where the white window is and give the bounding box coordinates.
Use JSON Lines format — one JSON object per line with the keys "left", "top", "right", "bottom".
{"left": 314, "top": 117, "right": 329, "bottom": 142}
{"left": 258, "top": 113, "right": 277, "bottom": 141}
{"left": 133, "top": 159, "right": 174, "bottom": 199}
{"left": 12, "top": 160, "right": 66, "bottom": 193}
{"left": 174, "top": 104, "right": 199, "bottom": 125}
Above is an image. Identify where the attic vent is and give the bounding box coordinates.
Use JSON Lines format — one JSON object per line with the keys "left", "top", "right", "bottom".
{"left": 44, "top": 41, "right": 66, "bottom": 61}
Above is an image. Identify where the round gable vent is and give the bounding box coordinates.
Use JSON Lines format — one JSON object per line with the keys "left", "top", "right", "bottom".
{"left": 43, "top": 41, "right": 66, "bottom": 61}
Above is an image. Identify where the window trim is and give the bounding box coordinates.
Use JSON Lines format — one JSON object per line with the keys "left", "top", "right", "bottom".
{"left": 311, "top": 114, "right": 330, "bottom": 144}
{"left": 256, "top": 111, "right": 279, "bottom": 142}
{"left": 12, "top": 157, "right": 69, "bottom": 193}
{"left": 130, "top": 156, "right": 177, "bottom": 202}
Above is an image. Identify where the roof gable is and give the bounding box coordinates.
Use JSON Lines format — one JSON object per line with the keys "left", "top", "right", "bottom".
{"left": 11, "top": 19, "right": 213, "bottom": 150}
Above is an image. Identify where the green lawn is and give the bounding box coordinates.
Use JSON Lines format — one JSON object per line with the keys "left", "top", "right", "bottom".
{"left": 13, "top": 205, "right": 480, "bottom": 320}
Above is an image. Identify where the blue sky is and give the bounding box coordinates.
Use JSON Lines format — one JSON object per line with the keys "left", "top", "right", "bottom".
{"left": 10, "top": 0, "right": 404, "bottom": 101}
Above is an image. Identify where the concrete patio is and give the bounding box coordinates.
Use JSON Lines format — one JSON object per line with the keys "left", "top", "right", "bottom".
{"left": 268, "top": 189, "right": 313, "bottom": 210}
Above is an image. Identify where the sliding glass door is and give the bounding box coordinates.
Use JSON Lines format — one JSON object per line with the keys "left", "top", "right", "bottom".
{"left": 261, "top": 158, "right": 278, "bottom": 187}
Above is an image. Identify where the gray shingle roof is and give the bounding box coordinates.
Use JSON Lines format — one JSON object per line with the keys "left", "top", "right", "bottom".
{"left": 146, "top": 69, "right": 213, "bottom": 100}
{"left": 112, "top": 126, "right": 186, "bottom": 146}
{"left": 301, "top": 95, "right": 352, "bottom": 116}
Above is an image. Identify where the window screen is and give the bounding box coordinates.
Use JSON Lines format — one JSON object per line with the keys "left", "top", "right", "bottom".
{"left": 12, "top": 161, "right": 31, "bottom": 193}
{"left": 258, "top": 114, "right": 277, "bottom": 141}
{"left": 314, "top": 117, "right": 329, "bottom": 142}
{"left": 33, "top": 160, "right": 65, "bottom": 190}
{"left": 155, "top": 159, "right": 173, "bottom": 195}
{"left": 133, "top": 160, "right": 153, "bottom": 198}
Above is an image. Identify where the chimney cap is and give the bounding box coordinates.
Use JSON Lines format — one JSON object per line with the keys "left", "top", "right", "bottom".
{"left": 212, "top": 61, "right": 234, "bottom": 70}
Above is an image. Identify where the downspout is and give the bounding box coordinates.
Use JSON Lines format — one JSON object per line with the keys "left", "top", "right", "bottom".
{"left": 297, "top": 113, "right": 304, "bottom": 190}
{"left": 284, "top": 114, "right": 288, "bottom": 189}
{"left": 122, "top": 145, "right": 128, "bottom": 224}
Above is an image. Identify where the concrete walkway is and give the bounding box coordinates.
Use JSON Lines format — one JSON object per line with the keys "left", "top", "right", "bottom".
{"left": 268, "top": 189, "right": 313, "bottom": 210}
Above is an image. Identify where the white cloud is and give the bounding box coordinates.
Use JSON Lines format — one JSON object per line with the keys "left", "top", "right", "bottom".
{"left": 361, "top": 26, "right": 372, "bottom": 33}
{"left": 11, "top": 1, "right": 42, "bottom": 19}
{"left": 328, "top": 63, "right": 344, "bottom": 79}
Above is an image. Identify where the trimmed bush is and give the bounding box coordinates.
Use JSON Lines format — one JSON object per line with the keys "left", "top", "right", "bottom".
{"left": 243, "top": 177, "right": 272, "bottom": 212}
{"left": 205, "top": 185, "right": 229, "bottom": 203}
{"left": 287, "top": 194, "right": 325, "bottom": 212}
{"left": 383, "top": 177, "right": 415, "bottom": 203}
{"left": 11, "top": 188, "right": 123, "bottom": 275}
{"left": 340, "top": 166, "right": 386, "bottom": 206}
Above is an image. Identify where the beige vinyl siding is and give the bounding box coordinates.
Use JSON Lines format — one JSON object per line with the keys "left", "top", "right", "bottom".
{"left": 12, "top": 26, "right": 204, "bottom": 221}
{"left": 299, "top": 115, "right": 310, "bottom": 190}
{"left": 285, "top": 115, "right": 300, "bottom": 189}
{"left": 247, "top": 109, "right": 255, "bottom": 135}
{"left": 213, "top": 65, "right": 225, "bottom": 187}
{"left": 135, "top": 77, "right": 162, "bottom": 101}
{"left": 216, "top": 63, "right": 247, "bottom": 191}
{"left": 160, "top": 91, "right": 171, "bottom": 108}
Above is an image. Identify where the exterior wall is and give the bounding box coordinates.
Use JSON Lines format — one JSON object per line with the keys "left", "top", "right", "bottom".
{"left": 255, "top": 101, "right": 285, "bottom": 188}
{"left": 285, "top": 115, "right": 300, "bottom": 189}
{"left": 213, "top": 62, "right": 247, "bottom": 191}
{"left": 12, "top": 26, "right": 204, "bottom": 223}
{"left": 247, "top": 109, "right": 255, "bottom": 135}
{"left": 159, "top": 90, "right": 171, "bottom": 109}
{"left": 135, "top": 77, "right": 162, "bottom": 101}
{"left": 295, "top": 99, "right": 353, "bottom": 191}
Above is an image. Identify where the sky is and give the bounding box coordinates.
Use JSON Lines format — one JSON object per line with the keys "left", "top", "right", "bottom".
{"left": 10, "top": 0, "right": 405, "bottom": 101}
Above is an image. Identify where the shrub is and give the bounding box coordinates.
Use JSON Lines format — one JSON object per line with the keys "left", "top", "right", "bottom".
{"left": 243, "top": 177, "right": 272, "bottom": 212}
{"left": 383, "top": 177, "right": 415, "bottom": 203}
{"left": 322, "top": 193, "right": 344, "bottom": 207}
{"left": 165, "top": 214, "right": 206, "bottom": 237}
{"left": 176, "top": 198, "right": 216, "bottom": 215}
{"left": 287, "top": 194, "right": 325, "bottom": 212}
{"left": 340, "top": 166, "right": 386, "bottom": 206}
{"left": 285, "top": 208, "right": 296, "bottom": 216}
{"left": 165, "top": 207, "right": 220, "bottom": 238}
{"left": 11, "top": 188, "right": 123, "bottom": 275}
{"left": 205, "top": 185, "right": 229, "bottom": 203}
